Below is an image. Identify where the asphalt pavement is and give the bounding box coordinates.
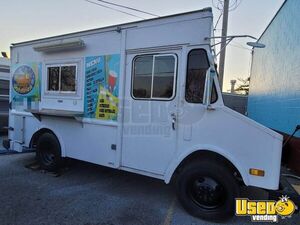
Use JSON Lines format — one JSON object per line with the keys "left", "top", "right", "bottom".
{"left": 0, "top": 153, "right": 299, "bottom": 225}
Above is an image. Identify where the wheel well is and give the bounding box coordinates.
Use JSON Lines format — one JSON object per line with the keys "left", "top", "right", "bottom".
{"left": 171, "top": 150, "right": 244, "bottom": 185}
{"left": 30, "top": 128, "right": 57, "bottom": 149}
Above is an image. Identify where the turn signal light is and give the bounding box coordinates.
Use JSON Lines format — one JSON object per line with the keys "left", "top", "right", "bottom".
{"left": 249, "top": 168, "right": 265, "bottom": 177}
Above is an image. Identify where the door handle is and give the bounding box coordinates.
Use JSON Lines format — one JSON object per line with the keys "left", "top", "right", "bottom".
{"left": 171, "top": 113, "right": 176, "bottom": 130}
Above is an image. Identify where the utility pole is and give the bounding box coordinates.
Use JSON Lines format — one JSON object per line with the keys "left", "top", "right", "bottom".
{"left": 218, "top": 0, "right": 230, "bottom": 91}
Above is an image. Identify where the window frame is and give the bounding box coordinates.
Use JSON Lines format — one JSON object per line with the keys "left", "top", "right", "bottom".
{"left": 131, "top": 53, "right": 178, "bottom": 101}
{"left": 45, "top": 63, "right": 78, "bottom": 95}
{"left": 185, "top": 48, "right": 218, "bottom": 104}
{"left": 210, "top": 80, "right": 218, "bottom": 104}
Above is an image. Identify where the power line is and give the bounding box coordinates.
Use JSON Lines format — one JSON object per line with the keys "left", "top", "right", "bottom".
{"left": 85, "top": 0, "right": 145, "bottom": 19}
{"left": 212, "top": 0, "right": 243, "bottom": 12}
{"left": 212, "top": 1, "right": 238, "bottom": 29}
{"left": 212, "top": 0, "right": 243, "bottom": 90}
{"left": 229, "top": 0, "right": 243, "bottom": 11}
{"left": 212, "top": 0, "right": 224, "bottom": 11}
{"left": 214, "top": 12, "right": 223, "bottom": 29}
{"left": 96, "top": 0, "right": 159, "bottom": 17}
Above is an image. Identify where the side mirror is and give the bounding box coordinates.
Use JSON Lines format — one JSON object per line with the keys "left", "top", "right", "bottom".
{"left": 204, "top": 69, "right": 216, "bottom": 110}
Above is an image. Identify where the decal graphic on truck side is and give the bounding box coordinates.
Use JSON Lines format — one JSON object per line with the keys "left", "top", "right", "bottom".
{"left": 84, "top": 54, "right": 120, "bottom": 121}
{"left": 11, "top": 63, "right": 41, "bottom": 109}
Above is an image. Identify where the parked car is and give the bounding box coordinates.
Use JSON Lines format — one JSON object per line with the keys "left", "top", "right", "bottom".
{"left": 0, "top": 57, "right": 10, "bottom": 134}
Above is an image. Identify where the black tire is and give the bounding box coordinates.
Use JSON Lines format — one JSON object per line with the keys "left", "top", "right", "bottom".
{"left": 176, "top": 159, "right": 240, "bottom": 222}
{"left": 36, "top": 132, "right": 63, "bottom": 171}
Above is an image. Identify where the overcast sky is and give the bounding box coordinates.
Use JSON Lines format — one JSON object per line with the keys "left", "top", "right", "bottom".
{"left": 0, "top": 0, "right": 284, "bottom": 91}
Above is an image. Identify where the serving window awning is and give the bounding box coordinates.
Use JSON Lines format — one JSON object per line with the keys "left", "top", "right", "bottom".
{"left": 26, "top": 109, "right": 83, "bottom": 122}
{"left": 33, "top": 39, "right": 85, "bottom": 53}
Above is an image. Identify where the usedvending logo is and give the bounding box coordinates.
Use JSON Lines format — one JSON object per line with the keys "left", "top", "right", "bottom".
{"left": 235, "top": 196, "right": 297, "bottom": 222}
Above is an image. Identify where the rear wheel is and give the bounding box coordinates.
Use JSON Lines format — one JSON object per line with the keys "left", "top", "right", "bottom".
{"left": 176, "top": 159, "right": 239, "bottom": 221}
{"left": 36, "top": 133, "right": 63, "bottom": 171}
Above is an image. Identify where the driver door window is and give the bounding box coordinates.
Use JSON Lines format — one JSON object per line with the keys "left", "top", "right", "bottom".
{"left": 185, "top": 49, "right": 209, "bottom": 103}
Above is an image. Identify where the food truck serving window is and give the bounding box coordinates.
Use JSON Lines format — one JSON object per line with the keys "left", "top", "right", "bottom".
{"left": 132, "top": 54, "right": 177, "bottom": 100}
{"left": 47, "top": 64, "right": 77, "bottom": 93}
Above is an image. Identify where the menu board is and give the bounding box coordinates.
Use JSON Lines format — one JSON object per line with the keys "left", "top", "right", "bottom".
{"left": 84, "top": 54, "right": 120, "bottom": 121}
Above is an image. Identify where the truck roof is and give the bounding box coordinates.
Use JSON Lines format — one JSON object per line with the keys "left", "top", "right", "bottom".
{"left": 12, "top": 8, "right": 212, "bottom": 47}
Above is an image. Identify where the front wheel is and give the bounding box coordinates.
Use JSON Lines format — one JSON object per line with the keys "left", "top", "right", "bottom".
{"left": 176, "top": 159, "right": 240, "bottom": 222}
{"left": 36, "top": 132, "right": 63, "bottom": 171}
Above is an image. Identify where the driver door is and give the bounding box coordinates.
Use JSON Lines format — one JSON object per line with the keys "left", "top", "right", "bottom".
{"left": 121, "top": 51, "right": 180, "bottom": 175}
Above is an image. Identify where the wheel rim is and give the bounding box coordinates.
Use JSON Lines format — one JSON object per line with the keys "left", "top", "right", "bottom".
{"left": 39, "top": 142, "right": 55, "bottom": 166}
{"left": 187, "top": 176, "right": 227, "bottom": 209}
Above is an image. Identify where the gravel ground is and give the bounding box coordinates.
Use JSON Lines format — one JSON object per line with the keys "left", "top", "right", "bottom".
{"left": 0, "top": 153, "right": 299, "bottom": 225}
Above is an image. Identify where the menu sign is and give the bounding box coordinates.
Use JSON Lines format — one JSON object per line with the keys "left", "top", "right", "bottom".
{"left": 84, "top": 54, "right": 120, "bottom": 121}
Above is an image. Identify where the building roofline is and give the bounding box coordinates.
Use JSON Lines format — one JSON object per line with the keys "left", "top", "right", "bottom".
{"left": 12, "top": 7, "right": 212, "bottom": 47}
{"left": 257, "top": 0, "right": 288, "bottom": 41}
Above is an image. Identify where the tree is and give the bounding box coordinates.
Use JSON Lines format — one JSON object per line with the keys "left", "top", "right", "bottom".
{"left": 234, "top": 77, "right": 250, "bottom": 95}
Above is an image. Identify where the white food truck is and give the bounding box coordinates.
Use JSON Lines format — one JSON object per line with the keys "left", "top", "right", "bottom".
{"left": 3, "top": 8, "right": 291, "bottom": 221}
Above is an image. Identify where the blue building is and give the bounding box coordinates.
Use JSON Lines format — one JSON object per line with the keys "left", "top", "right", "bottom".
{"left": 248, "top": 0, "right": 300, "bottom": 137}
